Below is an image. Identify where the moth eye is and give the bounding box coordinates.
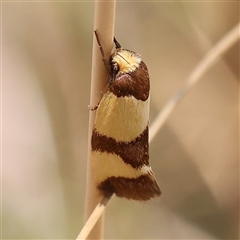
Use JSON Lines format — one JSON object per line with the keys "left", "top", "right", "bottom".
{"left": 111, "top": 62, "right": 119, "bottom": 75}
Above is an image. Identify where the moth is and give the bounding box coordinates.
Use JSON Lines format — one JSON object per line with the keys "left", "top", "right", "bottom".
{"left": 91, "top": 31, "right": 161, "bottom": 201}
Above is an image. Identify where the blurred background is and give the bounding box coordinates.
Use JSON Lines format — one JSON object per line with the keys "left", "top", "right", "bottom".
{"left": 2, "top": 1, "right": 239, "bottom": 239}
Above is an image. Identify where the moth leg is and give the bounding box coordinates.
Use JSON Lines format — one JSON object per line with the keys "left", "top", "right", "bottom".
{"left": 94, "top": 30, "right": 111, "bottom": 74}
{"left": 88, "top": 104, "right": 99, "bottom": 111}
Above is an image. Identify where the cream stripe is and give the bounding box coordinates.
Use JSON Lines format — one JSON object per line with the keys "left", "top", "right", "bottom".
{"left": 94, "top": 92, "right": 149, "bottom": 142}
{"left": 91, "top": 151, "right": 153, "bottom": 184}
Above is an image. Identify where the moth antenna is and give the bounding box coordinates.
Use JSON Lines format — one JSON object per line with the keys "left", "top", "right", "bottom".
{"left": 114, "top": 37, "right": 121, "bottom": 49}
{"left": 94, "top": 30, "right": 106, "bottom": 59}
{"left": 116, "top": 53, "right": 130, "bottom": 64}
{"left": 94, "top": 30, "right": 111, "bottom": 73}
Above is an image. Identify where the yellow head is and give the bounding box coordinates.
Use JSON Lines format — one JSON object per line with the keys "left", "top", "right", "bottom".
{"left": 111, "top": 49, "right": 141, "bottom": 74}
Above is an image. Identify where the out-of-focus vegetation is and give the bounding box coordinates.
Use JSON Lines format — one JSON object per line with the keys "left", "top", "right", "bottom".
{"left": 2, "top": 1, "right": 239, "bottom": 239}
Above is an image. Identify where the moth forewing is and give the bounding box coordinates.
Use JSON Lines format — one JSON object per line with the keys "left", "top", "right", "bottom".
{"left": 91, "top": 31, "right": 161, "bottom": 201}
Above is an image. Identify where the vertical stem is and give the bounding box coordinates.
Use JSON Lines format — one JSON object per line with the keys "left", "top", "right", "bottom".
{"left": 85, "top": 1, "right": 116, "bottom": 239}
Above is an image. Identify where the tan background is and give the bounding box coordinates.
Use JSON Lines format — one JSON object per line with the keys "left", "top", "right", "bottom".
{"left": 2, "top": 1, "right": 239, "bottom": 239}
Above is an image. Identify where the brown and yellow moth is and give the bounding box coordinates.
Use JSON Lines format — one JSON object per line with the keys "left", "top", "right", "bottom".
{"left": 91, "top": 31, "right": 161, "bottom": 201}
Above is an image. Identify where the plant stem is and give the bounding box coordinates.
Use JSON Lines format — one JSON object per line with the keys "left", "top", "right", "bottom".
{"left": 149, "top": 22, "right": 240, "bottom": 142}
{"left": 84, "top": 1, "right": 116, "bottom": 239}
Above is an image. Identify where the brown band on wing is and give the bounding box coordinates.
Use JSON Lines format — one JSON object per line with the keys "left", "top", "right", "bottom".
{"left": 109, "top": 61, "right": 150, "bottom": 101}
{"left": 91, "top": 127, "right": 149, "bottom": 168}
{"left": 98, "top": 175, "right": 161, "bottom": 201}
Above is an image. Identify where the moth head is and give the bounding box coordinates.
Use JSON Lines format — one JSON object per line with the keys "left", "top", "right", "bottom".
{"left": 110, "top": 49, "right": 141, "bottom": 77}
